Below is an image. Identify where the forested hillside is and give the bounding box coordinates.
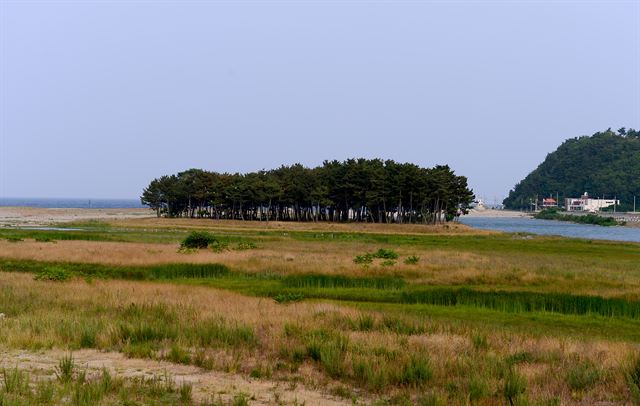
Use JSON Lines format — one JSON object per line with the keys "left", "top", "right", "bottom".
{"left": 503, "top": 128, "right": 640, "bottom": 210}
{"left": 141, "top": 159, "right": 474, "bottom": 223}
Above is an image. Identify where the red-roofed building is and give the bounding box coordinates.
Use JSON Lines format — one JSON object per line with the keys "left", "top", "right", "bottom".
{"left": 542, "top": 198, "right": 557, "bottom": 208}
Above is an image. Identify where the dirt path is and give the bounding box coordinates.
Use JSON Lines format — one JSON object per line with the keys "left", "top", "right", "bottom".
{"left": 0, "top": 349, "right": 351, "bottom": 405}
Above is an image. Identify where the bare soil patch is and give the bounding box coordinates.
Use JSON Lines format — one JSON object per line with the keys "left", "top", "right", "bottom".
{"left": 0, "top": 207, "right": 154, "bottom": 227}
{"left": 0, "top": 349, "right": 350, "bottom": 405}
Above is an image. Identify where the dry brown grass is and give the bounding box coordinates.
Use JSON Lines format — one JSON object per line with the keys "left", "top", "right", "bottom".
{"left": 106, "top": 216, "right": 491, "bottom": 236}
{"left": 2, "top": 236, "right": 639, "bottom": 297}
{"left": 0, "top": 272, "right": 637, "bottom": 404}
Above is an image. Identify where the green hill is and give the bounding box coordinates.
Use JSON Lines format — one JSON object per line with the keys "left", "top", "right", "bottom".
{"left": 503, "top": 128, "right": 640, "bottom": 210}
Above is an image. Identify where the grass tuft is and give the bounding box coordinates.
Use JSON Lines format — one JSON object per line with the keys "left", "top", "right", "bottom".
{"left": 628, "top": 356, "right": 640, "bottom": 402}
{"left": 274, "top": 292, "right": 304, "bottom": 303}
{"left": 503, "top": 367, "right": 527, "bottom": 406}
{"left": 566, "top": 360, "right": 601, "bottom": 391}
{"left": 56, "top": 353, "right": 75, "bottom": 383}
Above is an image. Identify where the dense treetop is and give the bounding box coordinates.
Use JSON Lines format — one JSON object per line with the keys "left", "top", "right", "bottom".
{"left": 503, "top": 128, "right": 640, "bottom": 210}
{"left": 141, "top": 159, "right": 474, "bottom": 223}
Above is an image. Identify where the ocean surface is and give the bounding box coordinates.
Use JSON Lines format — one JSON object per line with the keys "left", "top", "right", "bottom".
{"left": 0, "top": 197, "right": 145, "bottom": 209}
{"left": 460, "top": 216, "right": 640, "bottom": 243}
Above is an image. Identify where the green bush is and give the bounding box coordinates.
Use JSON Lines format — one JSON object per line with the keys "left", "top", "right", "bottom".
{"left": 34, "top": 266, "right": 71, "bottom": 282}
{"left": 372, "top": 248, "right": 399, "bottom": 260}
{"left": 34, "top": 237, "right": 55, "bottom": 243}
{"left": 180, "top": 231, "right": 216, "bottom": 249}
{"left": 354, "top": 248, "right": 399, "bottom": 266}
{"left": 404, "top": 255, "right": 420, "bottom": 265}
{"left": 209, "top": 240, "right": 229, "bottom": 252}
{"left": 534, "top": 209, "right": 624, "bottom": 226}
{"left": 354, "top": 253, "right": 373, "bottom": 265}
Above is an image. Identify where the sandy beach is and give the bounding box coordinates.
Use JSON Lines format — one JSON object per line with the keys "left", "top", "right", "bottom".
{"left": 464, "top": 208, "right": 530, "bottom": 218}
{"left": 0, "top": 206, "right": 154, "bottom": 227}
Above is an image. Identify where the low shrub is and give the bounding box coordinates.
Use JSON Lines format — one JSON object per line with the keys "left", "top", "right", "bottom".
{"left": 177, "top": 246, "right": 198, "bottom": 254}
{"left": 180, "top": 231, "right": 216, "bottom": 249}
{"left": 354, "top": 253, "right": 373, "bottom": 265}
{"left": 34, "top": 237, "right": 55, "bottom": 243}
{"left": 34, "top": 266, "right": 71, "bottom": 282}
{"left": 534, "top": 209, "right": 624, "bottom": 226}
{"left": 273, "top": 292, "right": 304, "bottom": 304}
{"left": 209, "top": 240, "right": 229, "bottom": 253}
{"left": 354, "top": 248, "right": 400, "bottom": 266}
{"left": 372, "top": 248, "right": 399, "bottom": 260}
{"left": 404, "top": 255, "right": 420, "bottom": 265}
{"left": 235, "top": 241, "right": 257, "bottom": 250}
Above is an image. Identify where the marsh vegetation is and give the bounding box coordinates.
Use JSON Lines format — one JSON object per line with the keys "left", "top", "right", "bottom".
{"left": 0, "top": 218, "right": 639, "bottom": 404}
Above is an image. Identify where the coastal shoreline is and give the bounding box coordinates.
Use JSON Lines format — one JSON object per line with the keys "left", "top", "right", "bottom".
{"left": 464, "top": 208, "right": 530, "bottom": 218}
{"left": 0, "top": 206, "right": 154, "bottom": 227}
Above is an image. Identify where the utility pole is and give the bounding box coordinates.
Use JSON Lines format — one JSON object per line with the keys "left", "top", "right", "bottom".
{"left": 634, "top": 195, "right": 636, "bottom": 213}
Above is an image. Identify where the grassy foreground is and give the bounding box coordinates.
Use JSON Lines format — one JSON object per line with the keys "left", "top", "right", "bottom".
{"left": 1, "top": 219, "right": 640, "bottom": 405}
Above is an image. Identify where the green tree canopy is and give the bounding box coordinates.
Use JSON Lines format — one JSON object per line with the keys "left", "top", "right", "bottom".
{"left": 141, "top": 159, "right": 474, "bottom": 223}
{"left": 503, "top": 129, "right": 640, "bottom": 210}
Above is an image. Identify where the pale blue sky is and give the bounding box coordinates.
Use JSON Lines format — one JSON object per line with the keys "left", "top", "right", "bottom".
{"left": 1, "top": 1, "right": 639, "bottom": 203}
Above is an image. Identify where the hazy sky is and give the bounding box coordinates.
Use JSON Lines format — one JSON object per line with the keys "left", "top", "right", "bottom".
{"left": 1, "top": 1, "right": 639, "bottom": 203}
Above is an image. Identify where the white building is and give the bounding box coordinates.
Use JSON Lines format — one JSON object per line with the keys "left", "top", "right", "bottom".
{"left": 565, "top": 192, "right": 619, "bottom": 212}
